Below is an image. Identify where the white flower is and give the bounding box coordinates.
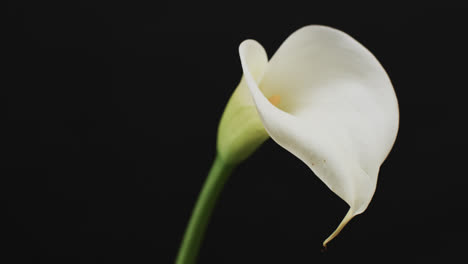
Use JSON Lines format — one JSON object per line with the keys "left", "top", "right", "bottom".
{"left": 218, "top": 25, "right": 399, "bottom": 246}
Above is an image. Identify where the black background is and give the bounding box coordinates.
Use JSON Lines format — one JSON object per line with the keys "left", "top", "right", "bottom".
{"left": 4, "top": 2, "right": 468, "bottom": 263}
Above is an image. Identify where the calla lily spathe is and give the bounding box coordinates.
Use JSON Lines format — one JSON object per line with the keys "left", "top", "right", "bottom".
{"left": 218, "top": 25, "right": 399, "bottom": 246}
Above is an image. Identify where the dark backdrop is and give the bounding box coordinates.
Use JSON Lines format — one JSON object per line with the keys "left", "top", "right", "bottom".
{"left": 4, "top": 2, "right": 467, "bottom": 263}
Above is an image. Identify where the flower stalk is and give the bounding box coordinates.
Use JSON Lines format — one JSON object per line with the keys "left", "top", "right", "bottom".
{"left": 175, "top": 155, "right": 236, "bottom": 264}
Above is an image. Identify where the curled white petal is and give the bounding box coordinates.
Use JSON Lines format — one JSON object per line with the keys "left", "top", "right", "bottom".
{"left": 239, "top": 25, "right": 399, "bottom": 246}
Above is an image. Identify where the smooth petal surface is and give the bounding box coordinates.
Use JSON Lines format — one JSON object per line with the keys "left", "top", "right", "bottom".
{"left": 239, "top": 25, "right": 399, "bottom": 245}
{"left": 216, "top": 44, "right": 269, "bottom": 164}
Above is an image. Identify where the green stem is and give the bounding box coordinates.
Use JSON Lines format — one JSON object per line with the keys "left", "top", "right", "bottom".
{"left": 175, "top": 155, "right": 236, "bottom": 264}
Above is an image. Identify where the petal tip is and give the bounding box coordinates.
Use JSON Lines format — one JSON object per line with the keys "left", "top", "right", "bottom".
{"left": 322, "top": 209, "right": 355, "bottom": 247}
{"left": 239, "top": 39, "right": 263, "bottom": 55}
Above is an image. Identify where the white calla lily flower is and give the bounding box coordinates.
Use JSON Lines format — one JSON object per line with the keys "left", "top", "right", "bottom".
{"left": 218, "top": 25, "right": 399, "bottom": 246}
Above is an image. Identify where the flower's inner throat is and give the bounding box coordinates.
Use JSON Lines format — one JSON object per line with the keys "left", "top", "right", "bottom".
{"left": 268, "top": 95, "right": 281, "bottom": 107}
